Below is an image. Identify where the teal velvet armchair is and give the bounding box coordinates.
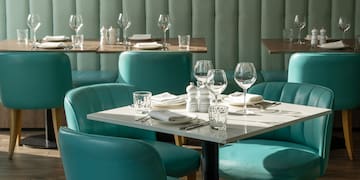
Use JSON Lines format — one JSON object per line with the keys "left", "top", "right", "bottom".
{"left": 219, "top": 82, "right": 334, "bottom": 180}
{"left": 288, "top": 53, "right": 360, "bottom": 160}
{"left": 64, "top": 83, "right": 199, "bottom": 179}
{"left": 59, "top": 127, "right": 168, "bottom": 180}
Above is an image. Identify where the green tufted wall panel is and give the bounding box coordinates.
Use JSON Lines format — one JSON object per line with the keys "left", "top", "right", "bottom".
{"left": 0, "top": 0, "right": 360, "bottom": 73}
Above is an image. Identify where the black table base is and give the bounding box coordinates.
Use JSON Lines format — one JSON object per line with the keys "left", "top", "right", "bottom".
{"left": 201, "top": 141, "right": 219, "bottom": 180}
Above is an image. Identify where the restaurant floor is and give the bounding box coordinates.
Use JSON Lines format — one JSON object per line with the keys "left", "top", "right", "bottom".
{"left": 0, "top": 129, "right": 359, "bottom": 180}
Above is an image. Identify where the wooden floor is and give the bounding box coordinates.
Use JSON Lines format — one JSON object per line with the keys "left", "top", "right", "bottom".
{"left": 0, "top": 129, "right": 359, "bottom": 180}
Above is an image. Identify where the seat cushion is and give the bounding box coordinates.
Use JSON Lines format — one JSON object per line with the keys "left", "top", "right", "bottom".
{"left": 145, "top": 140, "right": 200, "bottom": 177}
{"left": 219, "top": 139, "right": 321, "bottom": 180}
{"left": 72, "top": 70, "right": 118, "bottom": 87}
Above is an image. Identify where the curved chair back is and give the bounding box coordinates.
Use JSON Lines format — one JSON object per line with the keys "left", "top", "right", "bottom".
{"left": 288, "top": 53, "right": 360, "bottom": 110}
{"left": 249, "top": 82, "right": 334, "bottom": 174}
{"left": 59, "top": 127, "right": 167, "bottom": 180}
{"left": 64, "top": 83, "right": 156, "bottom": 140}
{"left": 0, "top": 52, "right": 72, "bottom": 109}
{"left": 118, "top": 51, "right": 192, "bottom": 95}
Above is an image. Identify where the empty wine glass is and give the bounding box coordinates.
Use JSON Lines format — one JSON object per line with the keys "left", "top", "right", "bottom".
{"left": 118, "top": 12, "right": 131, "bottom": 45}
{"left": 338, "top": 17, "right": 351, "bottom": 40}
{"left": 193, "top": 60, "right": 214, "bottom": 87}
{"left": 234, "top": 62, "right": 257, "bottom": 114}
{"left": 158, "top": 14, "right": 171, "bottom": 49}
{"left": 206, "top": 69, "right": 228, "bottom": 105}
{"left": 27, "top": 14, "right": 41, "bottom": 45}
{"left": 294, "top": 15, "right": 306, "bottom": 44}
{"left": 69, "top": 14, "right": 83, "bottom": 35}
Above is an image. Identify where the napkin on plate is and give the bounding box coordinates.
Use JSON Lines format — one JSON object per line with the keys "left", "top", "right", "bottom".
{"left": 152, "top": 92, "right": 186, "bottom": 105}
{"left": 149, "top": 110, "right": 188, "bottom": 122}
{"left": 37, "top": 42, "right": 66, "bottom": 49}
{"left": 225, "top": 92, "right": 263, "bottom": 105}
{"left": 129, "top": 34, "right": 151, "bottom": 40}
{"left": 318, "top": 40, "right": 348, "bottom": 49}
{"left": 42, "top": 35, "right": 70, "bottom": 42}
{"left": 133, "top": 42, "right": 162, "bottom": 48}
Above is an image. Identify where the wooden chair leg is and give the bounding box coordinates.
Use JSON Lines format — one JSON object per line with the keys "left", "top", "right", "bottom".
{"left": 342, "top": 110, "right": 354, "bottom": 160}
{"left": 9, "top": 109, "right": 21, "bottom": 160}
{"left": 174, "top": 135, "right": 185, "bottom": 146}
{"left": 185, "top": 171, "right": 197, "bottom": 180}
{"left": 51, "top": 108, "right": 64, "bottom": 149}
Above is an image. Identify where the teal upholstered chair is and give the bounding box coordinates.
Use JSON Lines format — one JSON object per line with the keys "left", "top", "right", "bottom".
{"left": 0, "top": 53, "right": 72, "bottom": 159}
{"left": 118, "top": 51, "right": 192, "bottom": 146}
{"left": 59, "top": 127, "right": 168, "bottom": 180}
{"left": 219, "top": 82, "right": 334, "bottom": 180}
{"left": 64, "top": 83, "right": 199, "bottom": 179}
{"left": 288, "top": 53, "right": 360, "bottom": 160}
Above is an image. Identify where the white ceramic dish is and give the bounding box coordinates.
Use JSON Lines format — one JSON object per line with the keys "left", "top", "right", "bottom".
{"left": 129, "top": 34, "right": 152, "bottom": 41}
{"left": 37, "top": 42, "right": 67, "bottom": 49}
{"left": 133, "top": 43, "right": 163, "bottom": 50}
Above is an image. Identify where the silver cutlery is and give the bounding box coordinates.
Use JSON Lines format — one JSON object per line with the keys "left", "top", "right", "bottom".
{"left": 179, "top": 121, "right": 210, "bottom": 130}
{"left": 135, "top": 115, "right": 151, "bottom": 122}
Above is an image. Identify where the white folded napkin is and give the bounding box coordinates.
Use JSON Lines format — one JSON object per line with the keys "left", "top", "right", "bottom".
{"left": 134, "top": 42, "right": 162, "bottom": 48}
{"left": 37, "top": 42, "right": 66, "bottom": 49}
{"left": 129, "top": 34, "right": 151, "bottom": 40}
{"left": 226, "top": 92, "right": 263, "bottom": 105}
{"left": 149, "top": 110, "right": 188, "bottom": 122}
{"left": 43, "top": 35, "right": 69, "bottom": 42}
{"left": 152, "top": 92, "right": 186, "bottom": 105}
{"left": 318, "top": 40, "right": 347, "bottom": 49}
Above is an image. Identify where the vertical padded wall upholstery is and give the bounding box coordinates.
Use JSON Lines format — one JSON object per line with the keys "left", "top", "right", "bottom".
{"left": 0, "top": 0, "right": 360, "bottom": 72}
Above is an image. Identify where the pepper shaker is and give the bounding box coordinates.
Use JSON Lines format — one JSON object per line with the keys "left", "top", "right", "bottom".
{"left": 186, "top": 82, "right": 198, "bottom": 112}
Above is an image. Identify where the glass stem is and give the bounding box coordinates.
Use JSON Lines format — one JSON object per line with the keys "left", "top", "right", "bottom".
{"left": 163, "top": 30, "right": 166, "bottom": 47}
{"left": 243, "top": 89, "right": 247, "bottom": 113}
{"left": 297, "top": 29, "right": 301, "bottom": 44}
{"left": 123, "top": 28, "right": 127, "bottom": 45}
{"left": 31, "top": 29, "right": 36, "bottom": 46}
{"left": 343, "top": 32, "right": 345, "bottom": 41}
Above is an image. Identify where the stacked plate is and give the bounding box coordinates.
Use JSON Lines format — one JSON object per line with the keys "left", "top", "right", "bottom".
{"left": 152, "top": 92, "right": 186, "bottom": 107}
{"left": 224, "top": 92, "right": 263, "bottom": 106}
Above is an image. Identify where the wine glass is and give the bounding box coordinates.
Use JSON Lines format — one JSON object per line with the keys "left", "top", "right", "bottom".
{"left": 294, "top": 15, "right": 306, "bottom": 44}
{"left": 117, "top": 13, "right": 131, "bottom": 45}
{"left": 193, "top": 60, "right": 214, "bottom": 87}
{"left": 338, "top": 17, "right": 351, "bottom": 40}
{"left": 234, "top": 62, "right": 257, "bottom": 114}
{"left": 206, "top": 69, "right": 228, "bottom": 105}
{"left": 69, "top": 14, "right": 83, "bottom": 35}
{"left": 27, "top": 14, "right": 41, "bottom": 45}
{"left": 158, "top": 14, "right": 171, "bottom": 48}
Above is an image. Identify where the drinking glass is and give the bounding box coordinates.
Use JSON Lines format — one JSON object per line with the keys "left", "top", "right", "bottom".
{"left": 27, "top": 14, "right": 41, "bottom": 45}
{"left": 206, "top": 69, "right": 228, "bottom": 105}
{"left": 117, "top": 13, "right": 131, "bottom": 45}
{"left": 193, "top": 60, "right": 214, "bottom": 87}
{"left": 294, "top": 15, "right": 306, "bottom": 44}
{"left": 234, "top": 62, "right": 257, "bottom": 114}
{"left": 338, "top": 17, "right": 351, "bottom": 40}
{"left": 69, "top": 14, "right": 83, "bottom": 35}
{"left": 158, "top": 14, "right": 171, "bottom": 48}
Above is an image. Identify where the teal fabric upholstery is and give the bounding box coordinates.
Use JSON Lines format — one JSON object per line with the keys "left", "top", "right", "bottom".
{"left": 288, "top": 53, "right": 360, "bottom": 110}
{"left": 2, "top": 0, "right": 359, "bottom": 81}
{"left": 64, "top": 83, "right": 200, "bottom": 177}
{"left": 118, "top": 51, "right": 192, "bottom": 95}
{"left": 71, "top": 70, "right": 118, "bottom": 87}
{"left": 0, "top": 52, "right": 72, "bottom": 159}
{"left": 0, "top": 52, "right": 72, "bottom": 109}
{"left": 59, "top": 127, "right": 167, "bottom": 180}
{"left": 288, "top": 52, "right": 360, "bottom": 160}
{"left": 219, "top": 82, "right": 334, "bottom": 180}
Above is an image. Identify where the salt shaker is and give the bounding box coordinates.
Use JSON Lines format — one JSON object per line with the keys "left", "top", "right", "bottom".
{"left": 100, "top": 26, "right": 107, "bottom": 46}
{"left": 311, "top": 28, "right": 318, "bottom": 48}
{"left": 186, "top": 82, "right": 198, "bottom": 112}
{"left": 108, "top": 26, "right": 117, "bottom": 45}
{"left": 198, "top": 86, "right": 210, "bottom": 113}
{"left": 319, "top": 28, "right": 327, "bottom": 45}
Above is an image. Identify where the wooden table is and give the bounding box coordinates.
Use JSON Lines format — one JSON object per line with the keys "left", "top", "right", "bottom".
{"left": 0, "top": 38, "right": 207, "bottom": 53}
{"left": 262, "top": 39, "right": 358, "bottom": 54}
{"left": 87, "top": 102, "right": 331, "bottom": 180}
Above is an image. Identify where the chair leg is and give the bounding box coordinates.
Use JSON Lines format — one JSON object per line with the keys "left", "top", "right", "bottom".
{"left": 174, "top": 135, "right": 185, "bottom": 146}
{"left": 185, "top": 172, "right": 197, "bottom": 180}
{"left": 51, "top": 108, "right": 63, "bottom": 149}
{"left": 9, "top": 109, "right": 22, "bottom": 160}
{"left": 342, "top": 110, "right": 354, "bottom": 160}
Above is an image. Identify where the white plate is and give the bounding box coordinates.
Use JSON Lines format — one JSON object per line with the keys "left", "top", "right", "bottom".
{"left": 133, "top": 43, "right": 163, "bottom": 50}
{"left": 37, "top": 42, "right": 67, "bottom": 49}
{"left": 42, "top": 35, "right": 70, "bottom": 42}
{"left": 152, "top": 114, "right": 196, "bottom": 124}
{"left": 152, "top": 100, "right": 186, "bottom": 107}
{"left": 224, "top": 97, "right": 263, "bottom": 106}
{"left": 317, "top": 41, "right": 349, "bottom": 49}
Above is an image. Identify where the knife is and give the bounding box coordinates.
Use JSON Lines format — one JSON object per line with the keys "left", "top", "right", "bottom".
{"left": 179, "top": 121, "right": 210, "bottom": 130}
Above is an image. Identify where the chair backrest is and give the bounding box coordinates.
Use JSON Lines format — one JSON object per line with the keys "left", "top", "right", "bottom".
{"left": 0, "top": 52, "right": 72, "bottom": 109}
{"left": 59, "top": 127, "right": 167, "bottom": 180}
{"left": 249, "top": 82, "right": 334, "bottom": 173}
{"left": 288, "top": 53, "right": 360, "bottom": 110}
{"left": 118, "top": 51, "right": 192, "bottom": 95}
{"left": 64, "top": 83, "right": 156, "bottom": 140}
